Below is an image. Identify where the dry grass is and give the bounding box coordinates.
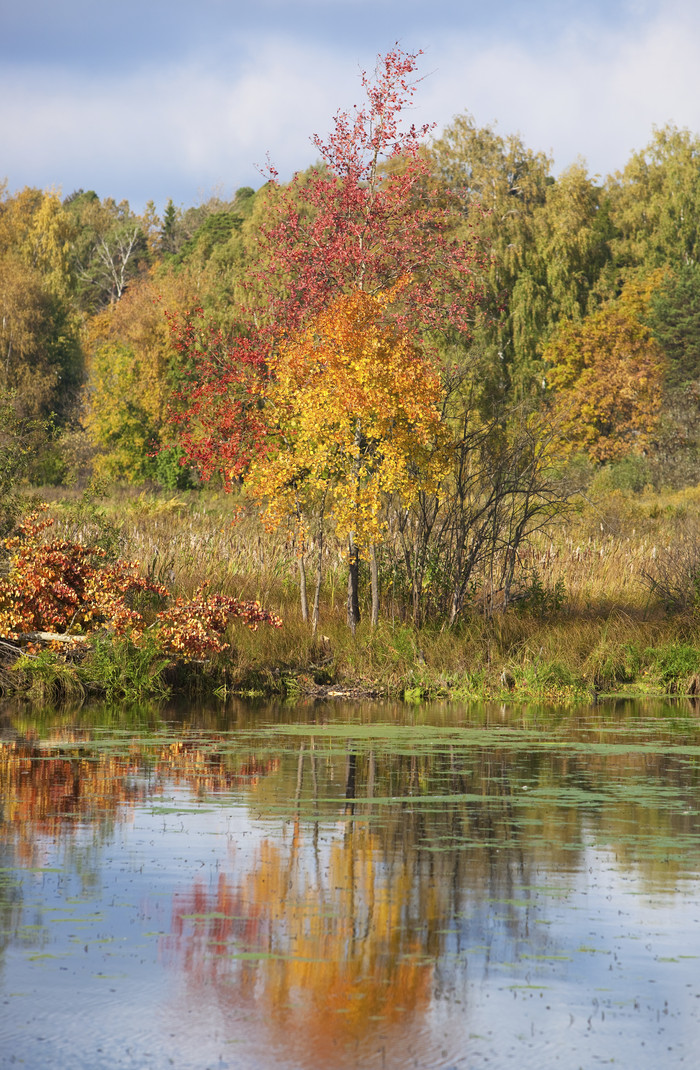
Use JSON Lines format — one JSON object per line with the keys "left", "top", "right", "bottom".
{"left": 520, "top": 485, "right": 700, "bottom": 615}
{"left": 40, "top": 482, "right": 700, "bottom": 621}
{"left": 28, "top": 482, "right": 700, "bottom": 700}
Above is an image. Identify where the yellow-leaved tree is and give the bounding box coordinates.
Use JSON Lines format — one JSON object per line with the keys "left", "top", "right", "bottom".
{"left": 0, "top": 186, "right": 82, "bottom": 434}
{"left": 248, "top": 287, "right": 448, "bottom": 630}
{"left": 544, "top": 274, "right": 667, "bottom": 461}
{"left": 84, "top": 267, "right": 201, "bottom": 486}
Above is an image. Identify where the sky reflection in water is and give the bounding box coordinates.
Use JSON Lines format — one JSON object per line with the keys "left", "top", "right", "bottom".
{"left": 1, "top": 698, "right": 699, "bottom": 1069}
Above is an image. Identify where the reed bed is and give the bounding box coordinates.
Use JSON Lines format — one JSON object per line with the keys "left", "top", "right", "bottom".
{"left": 27, "top": 483, "right": 700, "bottom": 702}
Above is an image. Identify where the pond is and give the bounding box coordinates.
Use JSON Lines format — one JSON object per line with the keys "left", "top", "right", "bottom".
{"left": 1, "top": 696, "right": 700, "bottom": 1069}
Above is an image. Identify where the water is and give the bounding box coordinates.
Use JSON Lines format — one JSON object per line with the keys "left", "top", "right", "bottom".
{"left": 1, "top": 697, "right": 700, "bottom": 1068}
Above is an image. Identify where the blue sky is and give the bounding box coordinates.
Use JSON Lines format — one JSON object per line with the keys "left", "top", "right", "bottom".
{"left": 2, "top": 0, "right": 700, "bottom": 214}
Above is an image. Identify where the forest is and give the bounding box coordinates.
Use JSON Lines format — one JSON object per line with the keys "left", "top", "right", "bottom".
{"left": 3, "top": 47, "right": 700, "bottom": 701}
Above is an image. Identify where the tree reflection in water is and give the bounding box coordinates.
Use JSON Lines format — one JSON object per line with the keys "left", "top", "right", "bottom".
{"left": 161, "top": 740, "right": 561, "bottom": 1068}
{"left": 1, "top": 700, "right": 700, "bottom": 1067}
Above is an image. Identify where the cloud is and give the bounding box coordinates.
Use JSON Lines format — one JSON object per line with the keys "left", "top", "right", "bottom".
{"left": 419, "top": 1, "right": 700, "bottom": 179}
{"left": 2, "top": 0, "right": 700, "bottom": 211}
{"left": 0, "top": 38, "right": 363, "bottom": 209}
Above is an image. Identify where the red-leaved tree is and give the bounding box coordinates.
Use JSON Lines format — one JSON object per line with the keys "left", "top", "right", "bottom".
{"left": 254, "top": 45, "right": 485, "bottom": 337}
{"left": 172, "top": 46, "right": 487, "bottom": 625}
{"left": 168, "top": 313, "right": 270, "bottom": 487}
{"left": 173, "top": 46, "right": 486, "bottom": 474}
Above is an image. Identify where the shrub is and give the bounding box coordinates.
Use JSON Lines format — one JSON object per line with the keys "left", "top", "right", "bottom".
{"left": 0, "top": 508, "right": 282, "bottom": 663}
{"left": 646, "top": 643, "right": 700, "bottom": 690}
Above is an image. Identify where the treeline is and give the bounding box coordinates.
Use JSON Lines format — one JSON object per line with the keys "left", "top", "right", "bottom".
{"left": 4, "top": 118, "right": 700, "bottom": 494}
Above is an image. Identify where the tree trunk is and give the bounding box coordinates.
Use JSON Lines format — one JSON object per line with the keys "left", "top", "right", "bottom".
{"left": 370, "top": 544, "right": 379, "bottom": 628}
{"left": 312, "top": 528, "right": 324, "bottom": 636}
{"left": 412, "top": 530, "right": 424, "bottom": 629}
{"left": 347, "top": 533, "right": 361, "bottom": 633}
{"left": 449, "top": 590, "right": 461, "bottom": 626}
{"left": 299, "top": 554, "right": 309, "bottom": 623}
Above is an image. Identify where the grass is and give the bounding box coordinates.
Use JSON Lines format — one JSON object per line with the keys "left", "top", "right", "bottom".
{"left": 7, "top": 481, "right": 700, "bottom": 704}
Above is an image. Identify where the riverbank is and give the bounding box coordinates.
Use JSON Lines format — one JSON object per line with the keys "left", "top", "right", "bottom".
{"left": 3, "top": 607, "right": 700, "bottom": 706}
{"left": 3, "top": 482, "right": 700, "bottom": 705}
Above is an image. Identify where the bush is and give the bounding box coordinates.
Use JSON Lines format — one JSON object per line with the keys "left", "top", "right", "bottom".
{"left": 646, "top": 643, "right": 700, "bottom": 690}
{"left": 150, "top": 445, "right": 195, "bottom": 491}
{"left": 591, "top": 455, "right": 652, "bottom": 495}
{"left": 86, "top": 634, "right": 171, "bottom": 700}
{"left": 0, "top": 507, "right": 283, "bottom": 664}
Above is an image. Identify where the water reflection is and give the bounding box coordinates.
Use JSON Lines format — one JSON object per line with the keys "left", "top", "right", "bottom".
{"left": 166, "top": 830, "right": 435, "bottom": 1069}
{"left": 0, "top": 698, "right": 699, "bottom": 1068}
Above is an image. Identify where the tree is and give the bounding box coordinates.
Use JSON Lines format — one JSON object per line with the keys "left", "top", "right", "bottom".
{"left": 174, "top": 46, "right": 487, "bottom": 628}
{"left": 643, "top": 263, "right": 700, "bottom": 482}
{"left": 544, "top": 278, "right": 666, "bottom": 461}
{"left": 84, "top": 267, "right": 201, "bottom": 485}
{"left": 0, "top": 256, "right": 56, "bottom": 415}
{"left": 510, "top": 162, "right": 613, "bottom": 370}
{"left": 168, "top": 191, "right": 246, "bottom": 261}
{"left": 247, "top": 288, "right": 448, "bottom": 630}
{"left": 160, "top": 199, "right": 179, "bottom": 256}
{"left": 427, "top": 119, "right": 613, "bottom": 393}
{"left": 607, "top": 124, "right": 700, "bottom": 275}
{"left": 0, "top": 389, "right": 47, "bottom": 536}
{"left": 0, "top": 186, "right": 83, "bottom": 433}
{"left": 253, "top": 50, "right": 485, "bottom": 339}
{"left": 167, "top": 310, "right": 270, "bottom": 489}
{"left": 427, "top": 113, "right": 552, "bottom": 363}
{"left": 377, "top": 363, "right": 572, "bottom": 626}
{"left": 65, "top": 191, "right": 150, "bottom": 310}
{"left": 0, "top": 185, "right": 74, "bottom": 300}
{"left": 648, "top": 263, "right": 700, "bottom": 386}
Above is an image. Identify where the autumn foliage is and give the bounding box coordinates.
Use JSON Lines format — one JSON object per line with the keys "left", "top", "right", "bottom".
{"left": 172, "top": 47, "right": 486, "bottom": 490}
{"left": 83, "top": 269, "right": 204, "bottom": 485}
{"left": 0, "top": 509, "right": 281, "bottom": 659}
{"left": 544, "top": 277, "right": 667, "bottom": 461}
{"left": 0, "top": 510, "right": 167, "bottom": 640}
{"left": 248, "top": 286, "right": 448, "bottom": 550}
{"left": 254, "top": 45, "right": 484, "bottom": 337}
{"left": 10, "top": 49, "right": 700, "bottom": 637}
{"left": 155, "top": 589, "right": 281, "bottom": 659}
{"left": 167, "top": 311, "right": 270, "bottom": 488}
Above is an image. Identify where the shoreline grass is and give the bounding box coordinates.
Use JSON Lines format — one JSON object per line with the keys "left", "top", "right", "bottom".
{"left": 4, "top": 483, "right": 700, "bottom": 706}
{"left": 4, "top": 605, "right": 700, "bottom": 708}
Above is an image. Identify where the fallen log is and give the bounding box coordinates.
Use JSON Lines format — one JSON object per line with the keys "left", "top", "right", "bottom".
{"left": 19, "top": 632, "right": 87, "bottom": 645}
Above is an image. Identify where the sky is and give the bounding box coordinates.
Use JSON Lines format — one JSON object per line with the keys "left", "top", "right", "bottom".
{"left": 2, "top": 0, "right": 700, "bottom": 215}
